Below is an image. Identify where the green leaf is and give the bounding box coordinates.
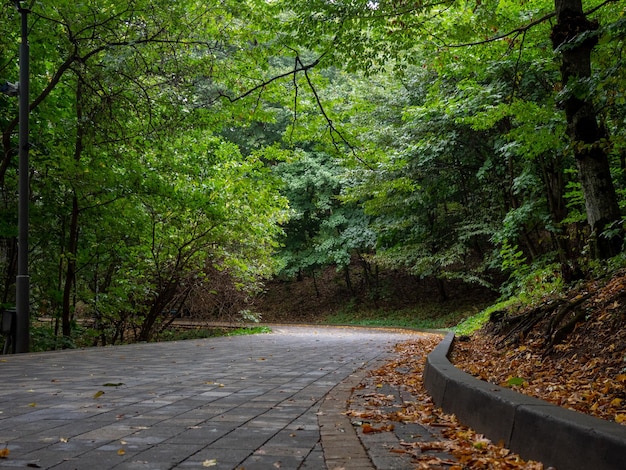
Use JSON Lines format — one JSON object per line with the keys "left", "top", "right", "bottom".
{"left": 506, "top": 377, "right": 526, "bottom": 387}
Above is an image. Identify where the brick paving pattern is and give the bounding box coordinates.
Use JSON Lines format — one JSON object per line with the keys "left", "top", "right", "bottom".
{"left": 0, "top": 326, "right": 424, "bottom": 469}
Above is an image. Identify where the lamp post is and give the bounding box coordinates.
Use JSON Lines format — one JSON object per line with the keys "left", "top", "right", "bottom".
{"left": 15, "top": 1, "right": 29, "bottom": 353}
{"left": 0, "top": 3, "right": 29, "bottom": 353}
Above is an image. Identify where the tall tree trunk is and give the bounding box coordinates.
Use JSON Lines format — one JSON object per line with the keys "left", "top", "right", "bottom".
{"left": 61, "top": 81, "right": 84, "bottom": 340}
{"left": 551, "top": 0, "right": 623, "bottom": 259}
{"left": 540, "top": 155, "right": 582, "bottom": 281}
{"left": 61, "top": 193, "right": 79, "bottom": 339}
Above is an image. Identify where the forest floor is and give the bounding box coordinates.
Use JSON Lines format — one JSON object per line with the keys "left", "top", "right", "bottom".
{"left": 451, "top": 270, "right": 626, "bottom": 425}
{"left": 255, "top": 267, "right": 626, "bottom": 468}
{"left": 255, "top": 267, "right": 497, "bottom": 327}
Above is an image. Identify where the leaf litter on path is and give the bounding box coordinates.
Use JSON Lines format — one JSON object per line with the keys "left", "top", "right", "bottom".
{"left": 347, "top": 334, "right": 546, "bottom": 469}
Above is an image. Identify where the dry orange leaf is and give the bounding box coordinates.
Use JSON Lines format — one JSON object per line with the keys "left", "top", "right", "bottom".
{"left": 361, "top": 423, "right": 394, "bottom": 434}
{"left": 0, "top": 447, "right": 9, "bottom": 458}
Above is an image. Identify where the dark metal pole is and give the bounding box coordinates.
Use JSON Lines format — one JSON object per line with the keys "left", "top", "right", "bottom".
{"left": 15, "top": 2, "right": 30, "bottom": 353}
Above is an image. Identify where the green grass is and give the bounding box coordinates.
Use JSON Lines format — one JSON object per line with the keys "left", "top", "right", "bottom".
{"left": 154, "top": 325, "right": 271, "bottom": 342}
{"left": 453, "top": 298, "right": 519, "bottom": 335}
{"left": 325, "top": 302, "right": 487, "bottom": 331}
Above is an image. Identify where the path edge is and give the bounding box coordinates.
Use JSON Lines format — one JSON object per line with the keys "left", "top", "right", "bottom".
{"left": 319, "top": 366, "right": 376, "bottom": 470}
{"left": 423, "top": 331, "right": 626, "bottom": 470}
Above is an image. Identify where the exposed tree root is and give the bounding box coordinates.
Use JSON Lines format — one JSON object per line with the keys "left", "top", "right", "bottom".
{"left": 490, "top": 274, "right": 626, "bottom": 357}
{"left": 493, "top": 299, "right": 564, "bottom": 348}
{"left": 491, "top": 290, "right": 595, "bottom": 353}
{"left": 543, "top": 305, "right": 590, "bottom": 355}
{"left": 542, "top": 291, "right": 593, "bottom": 354}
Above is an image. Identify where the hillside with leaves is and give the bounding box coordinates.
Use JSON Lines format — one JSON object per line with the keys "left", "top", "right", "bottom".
{"left": 452, "top": 268, "right": 626, "bottom": 426}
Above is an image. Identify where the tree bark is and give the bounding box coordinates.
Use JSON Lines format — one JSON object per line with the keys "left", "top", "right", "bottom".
{"left": 551, "top": 0, "right": 623, "bottom": 258}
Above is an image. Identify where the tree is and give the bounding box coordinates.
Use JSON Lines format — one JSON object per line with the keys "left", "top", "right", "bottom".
{"left": 1, "top": 0, "right": 289, "bottom": 346}
{"left": 551, "top": 0, "right": 623, "bottom": 258}
{"left": 274, "top": 148, "right": 375, "bottom": 293}
{"left": 273, "top": 0, "right": 625, "bottom": 274}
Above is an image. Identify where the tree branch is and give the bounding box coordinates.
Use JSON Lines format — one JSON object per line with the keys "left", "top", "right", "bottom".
{"left": 445, "top": 11, "right": 556, "bottom": 48}
{"left": 299, "top": 60, "right": 374, "bottom": 170}
{"left": 443, "top": 0, "right": 617, "bottom": 49}
{"left": 217, "top": 54, "right": 325, "bottom": 104}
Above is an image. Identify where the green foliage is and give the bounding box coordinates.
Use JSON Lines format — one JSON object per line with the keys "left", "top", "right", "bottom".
{"left": 502, "top": 261, "right": 564, "bottom": 304}
{"left": 326, "top": 303, "right": 482, "bottom": 331}
{"left": 1, "top": 0, "right": 292, "bottom": 345}
{"left": 454, "top": 298, "right": 519, "bottom": 335}
{"left": 274, "top": 149, "right": 375, "bottom": 278}
{"left": 0, "top": 0, "right": 625, "bottom": 348}
{"left": 29, "top": 322, "right": 95, "bottom": 351}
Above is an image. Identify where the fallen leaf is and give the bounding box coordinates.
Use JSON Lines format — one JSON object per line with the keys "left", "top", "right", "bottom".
{"left": 117, "top": 449, "right": 125, "bottom": 456}
{"left": 506, "top": 377, "right": 526, "bottom": 387}
{"left": 347, "top": 336, "right": 545, "bottom": 469}
{"left": 202, "top": 459, "right": 217, "bottom": 467}
{"left": 0, "top": 447, "right": 9, "bottom": 458}
{"left": 93, "top": 391, "right": 105, "bottom": 399}
{"left": 361, "top": 423, "right": 394, "bottom": 434}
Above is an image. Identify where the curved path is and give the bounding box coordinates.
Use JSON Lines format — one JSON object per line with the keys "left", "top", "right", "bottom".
{"left": 0, "top": 326, "right": 422, "bottom": 469}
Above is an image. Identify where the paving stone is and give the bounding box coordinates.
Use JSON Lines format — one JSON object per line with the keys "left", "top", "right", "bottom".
{"left": 176, "top": 446, "right": 253, "bottom": 468}
{"left": 0, "top": 326, "right": 422, "bottom": 469}
{"left": 347, "top": 364, "right": 457, "bottom": 470}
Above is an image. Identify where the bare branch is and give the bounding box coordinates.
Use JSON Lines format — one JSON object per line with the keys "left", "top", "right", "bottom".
{"left": 290, "top": 56, "right": 299, "bottom": 142}
{"left": 445, "top": 11, "right": 556, "bottom": 48}
{"left": 300, "top": 61, "right": 374, "bottom": 170}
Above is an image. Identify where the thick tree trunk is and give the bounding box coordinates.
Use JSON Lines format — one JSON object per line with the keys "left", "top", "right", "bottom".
{"left": 551, "top": 0, "right": 623, "bottom": 259}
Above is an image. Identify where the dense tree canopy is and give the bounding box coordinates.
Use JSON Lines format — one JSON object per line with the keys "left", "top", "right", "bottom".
{"left": 0, "top": 0, "right": 625, "bottom": 348}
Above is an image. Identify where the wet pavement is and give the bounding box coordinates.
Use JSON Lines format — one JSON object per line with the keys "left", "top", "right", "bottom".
{"left": 0, "top": 325, "right": 425, "bottom": 469}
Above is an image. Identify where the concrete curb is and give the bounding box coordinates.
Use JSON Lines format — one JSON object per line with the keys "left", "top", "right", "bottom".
{"left": 423, "top": 332, "right": 626, "bottom": 470}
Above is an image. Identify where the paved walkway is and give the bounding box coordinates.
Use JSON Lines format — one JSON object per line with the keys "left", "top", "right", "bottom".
{"left": 0, "top": 326, "right": 426, "bottom": 469}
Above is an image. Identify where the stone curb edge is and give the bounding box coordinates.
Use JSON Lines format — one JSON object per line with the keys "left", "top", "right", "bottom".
{"left": 423, "top": 332, "right": 626, "bottom": 470}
